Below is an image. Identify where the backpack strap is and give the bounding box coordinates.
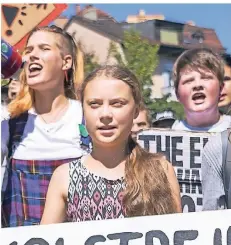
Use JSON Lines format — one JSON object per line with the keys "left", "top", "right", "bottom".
{"left": 8, "top": 112, "right": 29, "bottom": 159}
{"left": 221, "top": 128, "right": 231, "bottom": 208}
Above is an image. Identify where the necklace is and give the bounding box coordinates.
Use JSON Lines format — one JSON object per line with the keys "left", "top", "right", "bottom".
{"left": 37, "top": 99, "right": 69, "bottom": 124}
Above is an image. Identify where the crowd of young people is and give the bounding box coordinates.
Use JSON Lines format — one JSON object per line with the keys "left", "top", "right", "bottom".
{"left": 1, "top": 25, "right": 231, "bottom": 228}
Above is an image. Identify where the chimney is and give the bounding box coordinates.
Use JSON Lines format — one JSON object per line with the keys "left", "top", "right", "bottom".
{"left": 76, "top": 4, "right": 81, "bottom": 14}
{"left": 139, "top": 9, "right": 146, "bottom": 16}
{"left": 186, "top": 20, "right": 196, "bottom": 26}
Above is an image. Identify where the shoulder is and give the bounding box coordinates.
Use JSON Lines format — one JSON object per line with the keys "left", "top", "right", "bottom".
{"left": 215, "top": 115, "right": 231, "bottom": 130}
{"left": 159, "top": 156, "right": 175, "bottom": 177}
{"left": 204, "top": 134, "right": 222, "bottom": 153}
{"left": 223, "top": 114, "right": 231, "bottom": 120}
{"left": 157, "top": 156, "right": 181, "bottom": 210}
{"left": 54, "top": 159, "right": 82, "bottom": 180}
{"left": 68, "top": 99, "right": 83, "bottom": 120}
{"left": 52, "top": 163, "right": 70, "bottom": 196}
{"left": 222, "top": 115, "right": 231, "bottom": 124}
{"left": 203, "top": 134, "right": 222, "bottom": 169}
{"left": 69, "top": 99, "right": 82, "bottom": 110}
{"left": 171, "top": 120, "right": 184, "bottom": 130}
{"left": 149, "top": 154, "right": 174, "bottom": 177}
{"left": 53, "top": 163, "right": 69, "bottom": 178}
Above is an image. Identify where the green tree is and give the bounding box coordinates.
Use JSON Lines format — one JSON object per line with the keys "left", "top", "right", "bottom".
{"left": 108, "top": 29, "right": 185, "bottom": 120}
{"left": 1, "top": 79, "right": 10, "bottom": 87}
{"left": 78, "top": 40, "right": 99, "bottom": 77}
{"left": 150, "top": 94, "right": 185, "bottom": 120}
{"left": 108, "top": 29, "right": 159, "bottom": 107}
{"left": 84, "top": 51, "right": 100, "bottom": 77}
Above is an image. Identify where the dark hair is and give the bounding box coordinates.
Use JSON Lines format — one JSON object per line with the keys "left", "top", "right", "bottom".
{"left": 139, "top": 101, "right": 152, "bottom": 127}
{"left": 173, "top": 48, "right": 224, "bottom": 94}
{"left": 222, "top": 53, "right": 231, "bottom": 67}
{"left": 81, "top": 65, "right": 178, "bottom": 216}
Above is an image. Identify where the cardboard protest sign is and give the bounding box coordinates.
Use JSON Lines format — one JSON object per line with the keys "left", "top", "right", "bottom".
{"left": 1, "top": 4, "right": 67, "bottom": 50}
{"left": 137, "top": 128, "right": 215, "bottom": 213}
{"left": 2, "top": 210, "right": 230, "bottom": 245}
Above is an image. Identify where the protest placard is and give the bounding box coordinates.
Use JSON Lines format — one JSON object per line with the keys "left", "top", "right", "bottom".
{"left": 2, "top": 210, "right": 230, "bottom": 245}
{"left": 1, "top": 4, "right": 67, "bottom": 50}
{"left": 137, "top": 129, "right": 216, "bottom": 212}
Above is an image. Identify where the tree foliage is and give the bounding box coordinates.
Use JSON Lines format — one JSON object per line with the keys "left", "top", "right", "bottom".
{"left": 84, "top": 51, "right": 100, "bottom": 77}
{"left": 149, "top": 94, "right": 185, "bottom": 120}
{"left": 108, "top": 29, "right": 185, "bottom": 120}
{"left": 1, "top": 79, "right": 10, "bottom": 87}
{"left": 108, "top": 29, "right": 159, "bottom": 107}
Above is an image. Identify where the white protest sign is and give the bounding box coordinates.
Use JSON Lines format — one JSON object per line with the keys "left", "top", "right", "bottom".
{"left": 2, "top": 210, "right": 230, "bottom": 245}
{"left": 137, "top": 129, "right": 216, "bottom": 213}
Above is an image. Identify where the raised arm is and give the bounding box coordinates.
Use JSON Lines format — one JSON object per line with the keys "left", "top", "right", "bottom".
{"left": 40, "top": 163, "right": 69, "bottom": 225}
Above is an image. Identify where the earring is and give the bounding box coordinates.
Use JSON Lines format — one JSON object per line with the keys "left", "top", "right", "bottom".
{"left": 64, "top": 70, "right": 68, "bottom": 83}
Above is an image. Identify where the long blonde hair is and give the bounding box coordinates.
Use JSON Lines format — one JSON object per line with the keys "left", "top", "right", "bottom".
{"left": 81, "top": 65, "right": 177, "bottom": 216}
{"left": 8, "top": 25, "right": 84, "bottom": 118}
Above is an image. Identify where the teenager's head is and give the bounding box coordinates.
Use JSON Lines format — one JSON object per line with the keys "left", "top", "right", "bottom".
{"left": 8, "top": 25, "right": 84, "bottom": 117}
{"left": 219, "top": 54, "right": 231, "bottom": 108}
{"left": 81, "top": 65, "right": 177, "bottom": 216}
{"left": 81, "top": 65, "right": 140, "bottom": 148}
{"left": 131, "top": 102, "right": 151, "bottom": 140}
{"left": 8, "top": 79, "right": 22, "bottom": 101}
{"left": 173, "top": 48, "right": 224, "bottom": 115}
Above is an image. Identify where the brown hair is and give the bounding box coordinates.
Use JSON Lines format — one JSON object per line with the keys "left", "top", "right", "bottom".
{"left": 173, "top": 48, "right": 224, "bottom": 95}
{"left": 8, "top": 25, "right": 84, "bottom": 118}
{"left": 139, "top": 101, "right": 152, "bottom": 127}
{"left": 81, "top": 65, "right": 177, "bottom": 216}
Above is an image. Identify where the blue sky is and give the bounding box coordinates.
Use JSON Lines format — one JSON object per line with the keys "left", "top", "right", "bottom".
{"left": 62, "top": 4, "right": 231, "bottom": 53}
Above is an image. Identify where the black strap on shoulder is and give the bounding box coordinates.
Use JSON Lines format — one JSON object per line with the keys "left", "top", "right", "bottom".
{"left": 8, "top": 112, "right": 29, "bottom": 159}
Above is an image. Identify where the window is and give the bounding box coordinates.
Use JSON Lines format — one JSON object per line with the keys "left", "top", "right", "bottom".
{"left": 162, "top": 64, "right": 174, "bottom": 87}
{"left": 160, "top": 29, "right": 179, "bottom": 45}
{"left": 191, "top": 30, "right": 204, "bottom": 44}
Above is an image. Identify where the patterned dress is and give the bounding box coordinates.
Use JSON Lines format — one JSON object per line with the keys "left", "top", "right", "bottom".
{"left": 66, "top": 158, "right": 126, "bottom": 221}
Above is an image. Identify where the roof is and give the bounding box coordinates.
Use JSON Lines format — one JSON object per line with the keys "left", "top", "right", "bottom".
{"left": 64, "top": 15, "right": 225, "bottom": 53}
{"left": 122, "top": 19, "right": 225, "bottom": 53}
{"left": 182, "top": 24, "right": 224, "bottom": 52}
{"left": 64, "top": 16, "right": 124, "bottom": 43}
{"left": 77, "top": 5, "right": 116, "bottom": 22}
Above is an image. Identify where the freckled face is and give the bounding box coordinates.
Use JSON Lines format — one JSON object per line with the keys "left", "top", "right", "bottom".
{"left": 177, "top": 67, "right": 220, "bottom": 113}
{"left": 83, "top": 78, "right": 139, "bottom": 147}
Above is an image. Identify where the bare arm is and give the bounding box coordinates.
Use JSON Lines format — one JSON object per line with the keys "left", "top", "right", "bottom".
{"left": 40, "top": 163, "right": 69, "bottom": 225}
{"left": 162, "top": 160, "right": 182, "bottom": 213}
